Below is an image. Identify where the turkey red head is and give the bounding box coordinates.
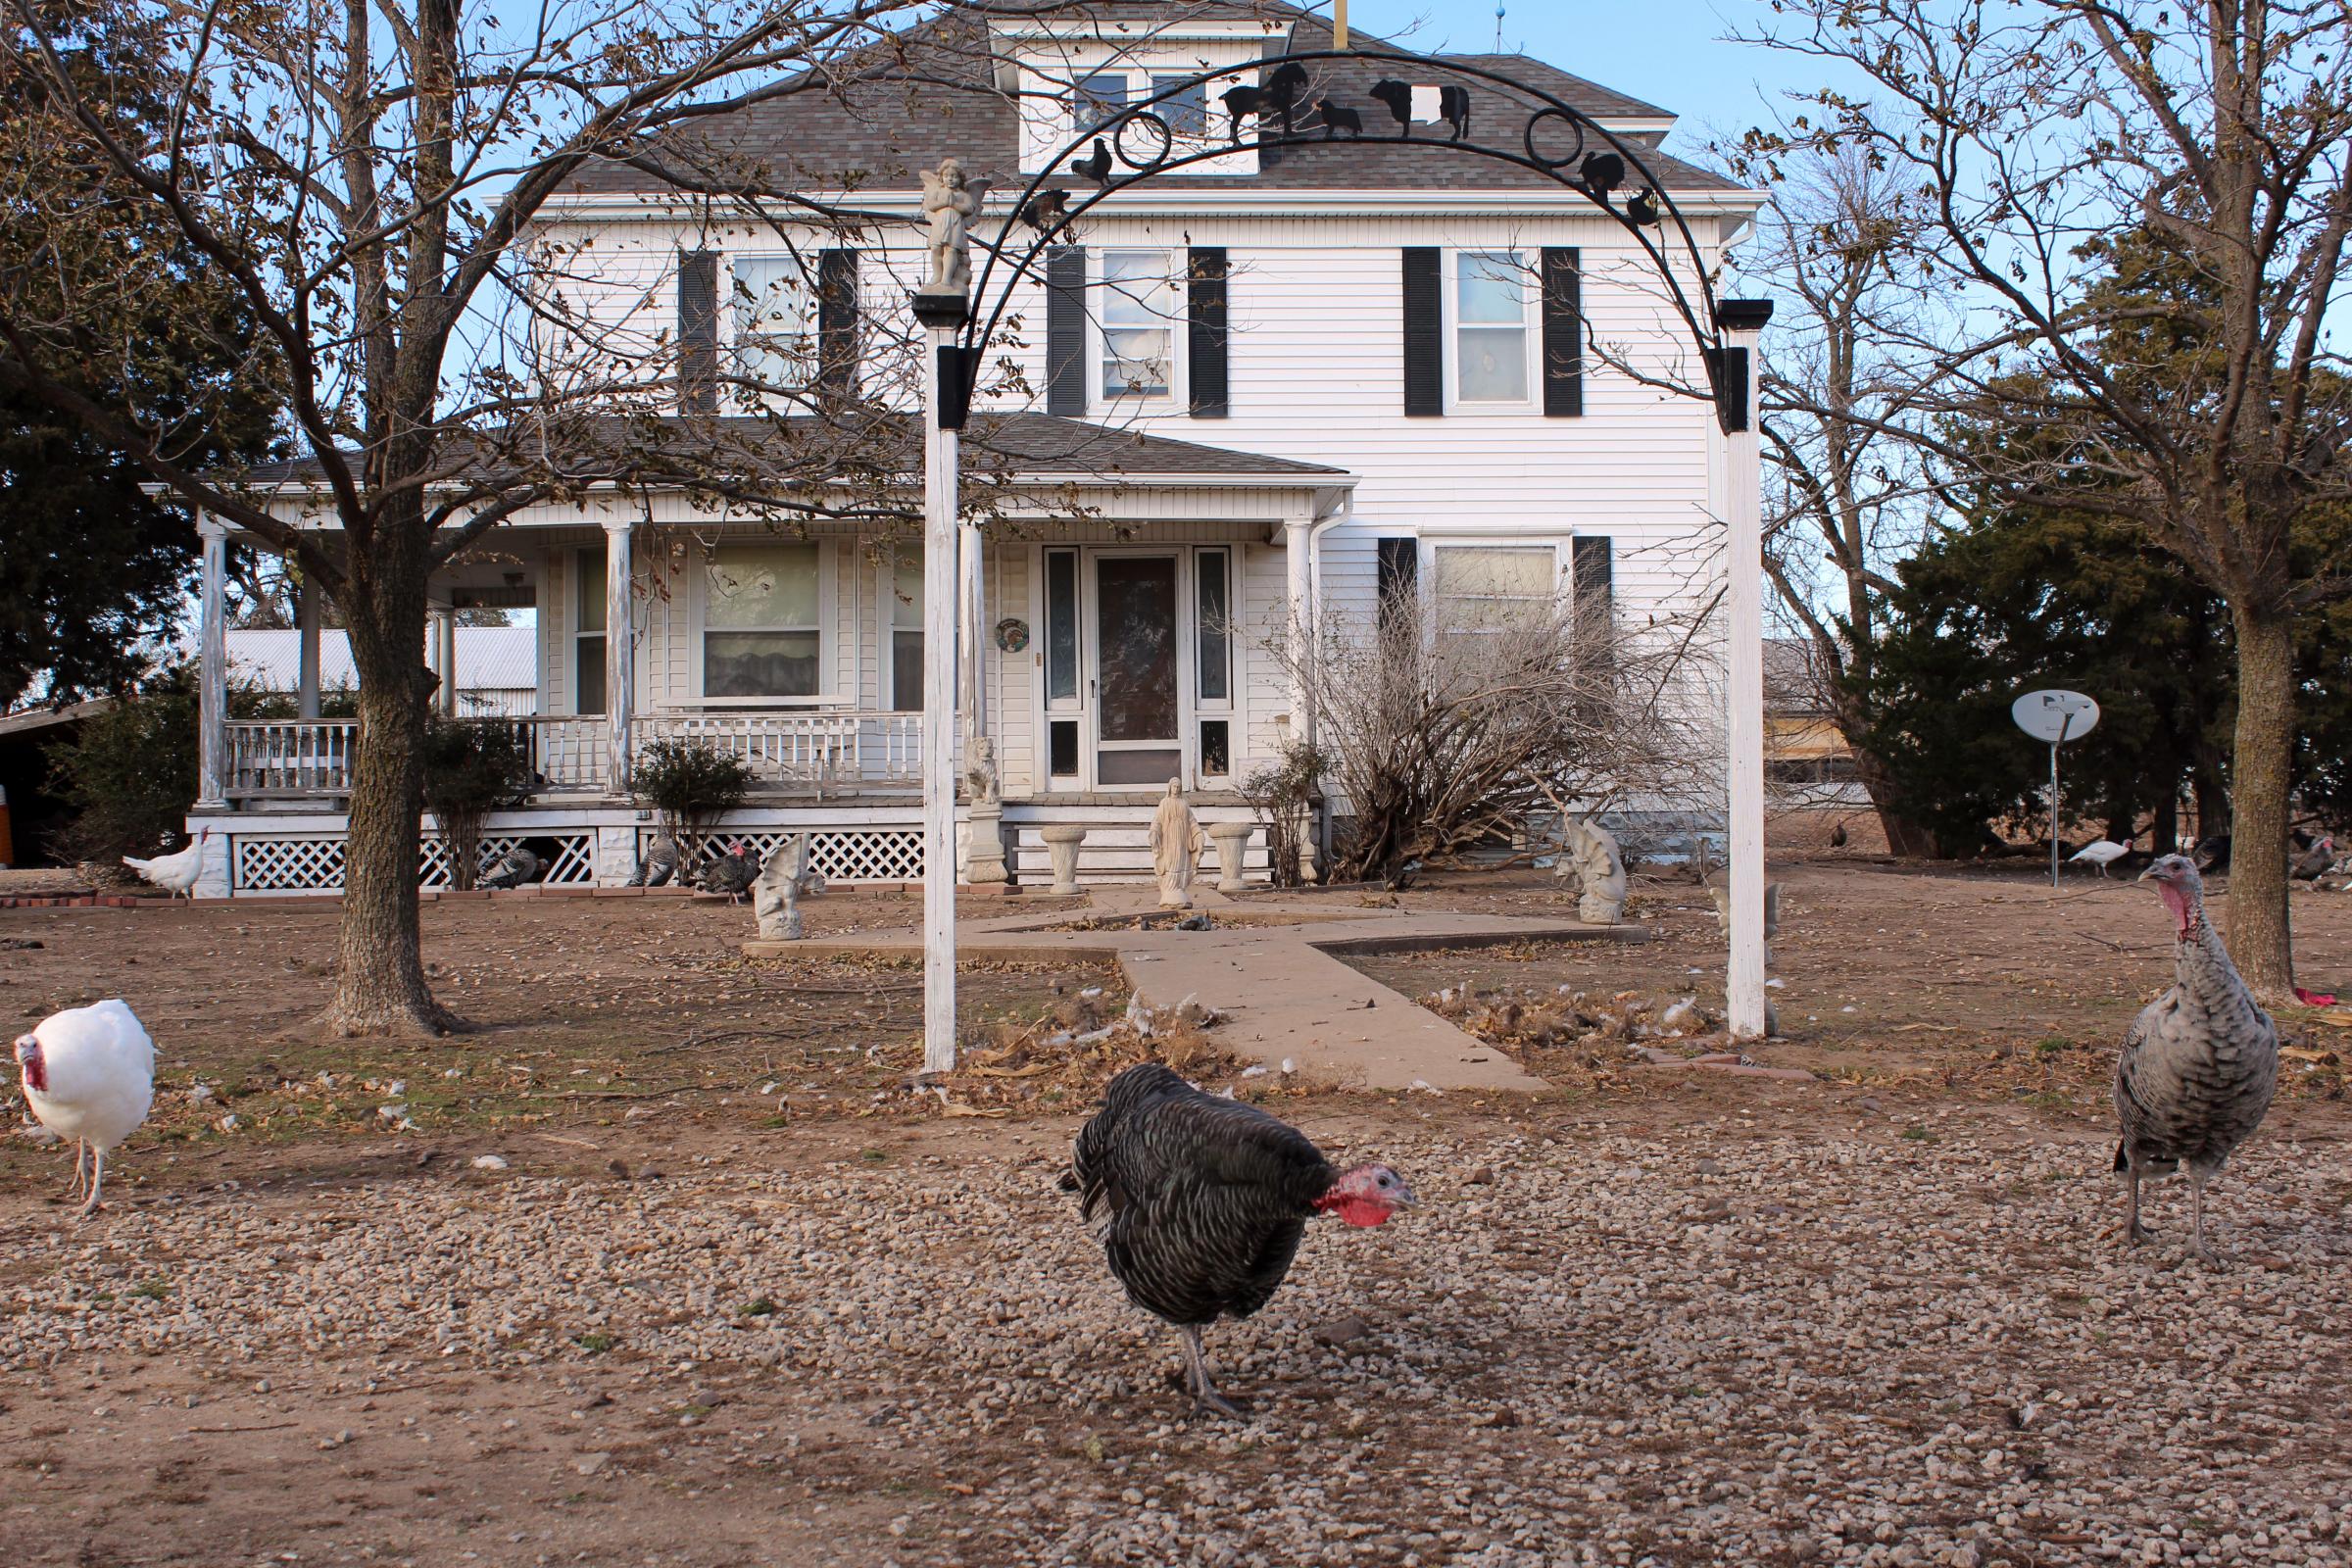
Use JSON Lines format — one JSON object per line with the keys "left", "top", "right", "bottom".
{"left": 2139, "top": 854, "right": 2205, "bottom": 939}
{"left": 13, "top": 1032, "right": 43, "bottom": 1095}
{"left": 1314, "top": 1162, "right": 1416, "bottom": 1227}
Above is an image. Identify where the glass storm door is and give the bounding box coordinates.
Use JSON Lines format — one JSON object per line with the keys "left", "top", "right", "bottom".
{"left": 1092, "top": 554, "right": 1183, "bottom": 787}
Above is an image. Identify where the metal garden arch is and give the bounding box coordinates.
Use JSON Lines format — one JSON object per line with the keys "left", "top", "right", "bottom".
{"left": 909, "top": 47, "right": 1775, "bottom": 1070}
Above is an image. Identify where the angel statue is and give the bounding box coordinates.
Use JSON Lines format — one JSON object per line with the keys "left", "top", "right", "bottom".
{"left": 919, "top": 158, "right": 990, "bottom": 297}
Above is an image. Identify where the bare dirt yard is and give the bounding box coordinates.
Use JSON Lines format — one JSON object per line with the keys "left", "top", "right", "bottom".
{"left": 3, "top": 866, "right": 2350, "bottom": 1568}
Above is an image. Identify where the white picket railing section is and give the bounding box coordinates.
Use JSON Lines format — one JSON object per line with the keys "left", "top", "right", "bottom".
{"left": 222, "top": 711, "right": 921, "bottom": 799}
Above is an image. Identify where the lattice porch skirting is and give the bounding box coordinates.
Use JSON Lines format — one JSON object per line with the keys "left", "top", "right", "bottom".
{"left": 232, "top": 832, "right": 597, "bottom": 893}
{"left": 662, "top": 827, "right": 924, "bottom": 885}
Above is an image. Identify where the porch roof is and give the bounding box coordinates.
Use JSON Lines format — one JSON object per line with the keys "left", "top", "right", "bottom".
{"left": 232, "top": 412, "right": 1349, "bottom": 494}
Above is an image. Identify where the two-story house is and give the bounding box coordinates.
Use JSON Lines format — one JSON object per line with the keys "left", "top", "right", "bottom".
{"left": 185, "top": 2, "right": 1762, "bottom": 898}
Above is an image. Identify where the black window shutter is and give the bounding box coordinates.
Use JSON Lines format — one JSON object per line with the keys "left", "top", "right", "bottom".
{"left": 1572, "top": 535, "right": 1614, "bottom": 643}
{"left": 677, "top": 249, "right": 719, "bottom": 416}
{"left": 817, "top": 248, "right": 859, "bottom": 398}
{"left": 1542, "top": 248, "right": 1584, "bottom": 416}
{"left": 1401, "top": 248, "right": 1442, "bottom": 417}
{"left": 1187, "top": 247, "right": 1229, "bottom": 418}
{"left": 1046, "top": 246, "right": 1087, "bottom": 416}
{"left": 1376, "top": 537, "right": 1419, "bottom": 624}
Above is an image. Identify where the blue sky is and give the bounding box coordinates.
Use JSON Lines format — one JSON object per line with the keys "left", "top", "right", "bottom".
{"left": 1336, "top": 0, "right": 1837, "bottom": 158}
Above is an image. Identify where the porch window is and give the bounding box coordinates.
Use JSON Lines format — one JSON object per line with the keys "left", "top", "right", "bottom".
{"left": 1456, "top": 252, "right": 1530, "bottom": 403}
{"left": 730, "top": 257, "right": 815, "bottom": 393}
{"left": 888, "top": 548, "right": 923, "bottom": 711}
{"left": 1432, "top": 544, "right": 1557, "bottom": 637}
{"left": 1102, "top": 250, "right": 1174, "bottom": 399}
{"left": 574, "top": 547, "right": 607, "bottom": 715}
{"left": 1045, "top": 548, "right": 1079, "bottom": 702}
{"left": 705, "top": 542, "right": 820, "bottom": 698}
{"left": 1195, "top": 547, "right": 1230, "bottom": 705}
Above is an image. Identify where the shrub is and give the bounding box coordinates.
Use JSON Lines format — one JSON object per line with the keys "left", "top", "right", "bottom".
{"left": 421, "top": 718, "right": 535, "bottom": 890}
{"left": 631, "top": 736, "right": 753, "bottom": 850}
{"left": 49, "top": 662, "right": 200, "bottom": 865}
{"left": 1240, "top": 738, "right": 1330, "bottom": 889}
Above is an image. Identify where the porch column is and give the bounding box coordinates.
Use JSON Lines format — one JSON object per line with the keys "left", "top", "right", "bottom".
{"left": 196, "top": 514, "right": 228, "bottom": 808}
{"left": 1283, "top": 516, "right": 1313, "bottom": 744}
{"left": 433, "top": 608, "right": 459, "bottom": 717}
{"left": 957, "top": 520, "right": 986, "bottom": 744}
{"left": 603, "top": 516, "right": 634, "bottom": 796}
{"left": 296, "top": 564, "right": 321, "bottom": 719}
{"left": 1718, "top": 300, "right": 1775, "bottom": 1040}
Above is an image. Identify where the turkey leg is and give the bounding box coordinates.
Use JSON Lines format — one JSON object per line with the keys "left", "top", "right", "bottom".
{"left": 2122, "top": 1160, "right": 2152, "bottom": 1247}
{"left": 79, "top": 1148, "right": 105, "bottom": 1218}
{"left": 2187, "top": 1164, "right": 2227, "bottom": 1268}
{"left": 68, "top": 1139, "right": 88, "bottom": 1200}
{"left": 1179, "top": 1325, "right": 1243, "bottom": 1420}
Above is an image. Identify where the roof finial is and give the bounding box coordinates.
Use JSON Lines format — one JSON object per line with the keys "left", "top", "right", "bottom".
{"left": 1495, "top": 1, "right": 1507, "bottom": 52}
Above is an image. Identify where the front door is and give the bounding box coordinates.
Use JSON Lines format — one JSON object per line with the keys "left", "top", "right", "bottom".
{"left": 1092, "top": 554, "right": 1183, "bottom": 787}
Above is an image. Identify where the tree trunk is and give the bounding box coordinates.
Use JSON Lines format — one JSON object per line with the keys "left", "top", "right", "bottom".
{"left": 2224, "top": 603, "right": 2296, "bottom": 999}
{"left": 1838, "top": 712, "right": 1939, "bottom": 858}
{"left": 319, "top": 532, "right": 457, "bottom": 1036}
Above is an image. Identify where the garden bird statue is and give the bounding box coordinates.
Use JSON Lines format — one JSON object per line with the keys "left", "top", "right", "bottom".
{"left": 1068, "top": 1062, "right": 1415, "bottom": 1418}
{"left": 2112, "top": 855, "right": 2278, "bottom": 1266}
{"left": 14, "top": 1000, "right": 154, "bottom": 1217}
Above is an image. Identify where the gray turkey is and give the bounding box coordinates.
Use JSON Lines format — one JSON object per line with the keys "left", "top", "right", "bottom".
{"left": 1067, "top": 1062, "right": 1414, "bottom": 1418}
{"left": 2289, "top": 835, "right": 2336, "bottom": 883}
{"left": 2112, "top": 855, "right": 2278, "bottom": 1266}
{"left": 699, "top": 840, "right": 760, "bottom": 903}
{"left": 628, "top": 835, "right": 681, "bottom": 888}
{"left": 479, "top": 847, "right": 542, "bottom": 890}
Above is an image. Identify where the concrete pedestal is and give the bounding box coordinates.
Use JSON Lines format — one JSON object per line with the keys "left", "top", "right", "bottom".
{"left": 962, "top": 805, "right": 1008, "bottom": 885}
{"left": 1039, "top": 825, "right": 1086, "bottom": 896}
{"left": 1207, "top": 822, "right": 1251, "bottom": 893}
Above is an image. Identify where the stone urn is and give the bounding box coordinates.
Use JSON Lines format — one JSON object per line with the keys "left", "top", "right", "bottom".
{"left": 1039, "top": 824, "right": 1087, "bottom": 896}
{"left": 1206, "top": 822, "right": 1252, "bottom": 894}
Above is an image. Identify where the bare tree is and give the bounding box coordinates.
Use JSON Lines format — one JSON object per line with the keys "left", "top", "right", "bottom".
{"left": 0, "top": 0, "right": 990, "bottom": 1033}
{"left": 1730, "top": 143, "right": 1954, "bottom": 856}
{"left": 1273, "top": 584, "right": 1720, "bottom": 888}
{"left": 1736, "top": 0, "right": 2352, "bottom": 999}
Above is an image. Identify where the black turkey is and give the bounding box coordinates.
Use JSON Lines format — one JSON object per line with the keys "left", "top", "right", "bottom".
{"left": 1068, "top": 1063, "right": 1414, "bottom": 1417}
{"left": 699, "top": 840, "right": 761, "bottom": 903}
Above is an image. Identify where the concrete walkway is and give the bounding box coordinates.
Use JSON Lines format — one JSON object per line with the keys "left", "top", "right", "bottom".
{"left": 748, "top": 887, "right": 1650, "bottom": 1092}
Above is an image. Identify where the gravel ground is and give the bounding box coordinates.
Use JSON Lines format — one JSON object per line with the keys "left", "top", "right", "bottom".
{"left": 5, "top": 1102, "right": 2348, "bottom": 1567}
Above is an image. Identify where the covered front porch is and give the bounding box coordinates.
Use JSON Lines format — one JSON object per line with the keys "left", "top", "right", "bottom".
{"left": 185, "top": 428, "right": 1350, "bottom": 896}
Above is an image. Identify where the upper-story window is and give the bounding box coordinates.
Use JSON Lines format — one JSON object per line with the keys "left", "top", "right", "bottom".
{"left": 1455, "top": 251, "right": 1532, "bottom": 404}
{"left": 1102, "top": 250, "right": 1176, "bottom": 400}
{"left": 1072, "top": 72, "right": 1129, "bottom": 134}
{"left": 730, "top": 257, "right": 815, "bottom": 393}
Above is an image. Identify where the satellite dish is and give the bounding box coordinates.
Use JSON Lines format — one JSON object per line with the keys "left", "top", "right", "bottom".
{"left": 2012, "top": 689, "right": 2099, "bottom": 745}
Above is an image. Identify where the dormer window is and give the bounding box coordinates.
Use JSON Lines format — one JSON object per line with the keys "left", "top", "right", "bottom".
{"left": 1072, "top": 72, "right": 1128, "bottom": 135}
{"left": 1064, "top": 68, "right": 1214, "bottom": 146}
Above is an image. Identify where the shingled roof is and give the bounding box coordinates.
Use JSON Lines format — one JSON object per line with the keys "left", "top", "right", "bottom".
{"left": 237, "top": 412, "right": 1348, "bottom": 490}
{"left": 559, "top": 3, "right": 1735, "bottom": 199}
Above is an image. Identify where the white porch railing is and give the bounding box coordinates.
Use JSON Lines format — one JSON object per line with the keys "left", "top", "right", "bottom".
{"left": 225, "top": 719, "right": 359, "bottom": 797}
{"left": 634, "top": 710, "right": 923, "bottom": 790}
{"left": 222, "top": 711, "right": 921, "bottom": 799}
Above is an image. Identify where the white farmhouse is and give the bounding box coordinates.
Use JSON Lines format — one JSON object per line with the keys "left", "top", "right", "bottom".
{"left": 185, "top": 1, "right": 1764, "bottom": 898}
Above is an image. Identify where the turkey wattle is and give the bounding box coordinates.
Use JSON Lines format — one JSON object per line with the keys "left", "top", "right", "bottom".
{"left": 14, "top": 1000, "right": 155, "bottom": 1216}
{"left": 1069, "top": 1062, "right": 1415, "bottom": 1417}
{"left": 2112, "top": 855, "right": 2278, "bottom": 1266}
{"left": 122, "top": 827, "right": 212, "bottom": 898}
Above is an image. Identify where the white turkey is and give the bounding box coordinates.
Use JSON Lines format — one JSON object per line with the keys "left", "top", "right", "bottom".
{"left": 14, "top": 1000, "right": 155, "bottom": 1216}
{"left": 2113, "top": 855, "right": 2278, "bottom": 1265}
{"left": 122, "top": 826, "right": 212, "bottom": 898}
{"left": 479, "top": 846, "right": 542, "bottom": 889}
{"left": 2069, "top": 839, "right": 2132, "bottom": 878}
